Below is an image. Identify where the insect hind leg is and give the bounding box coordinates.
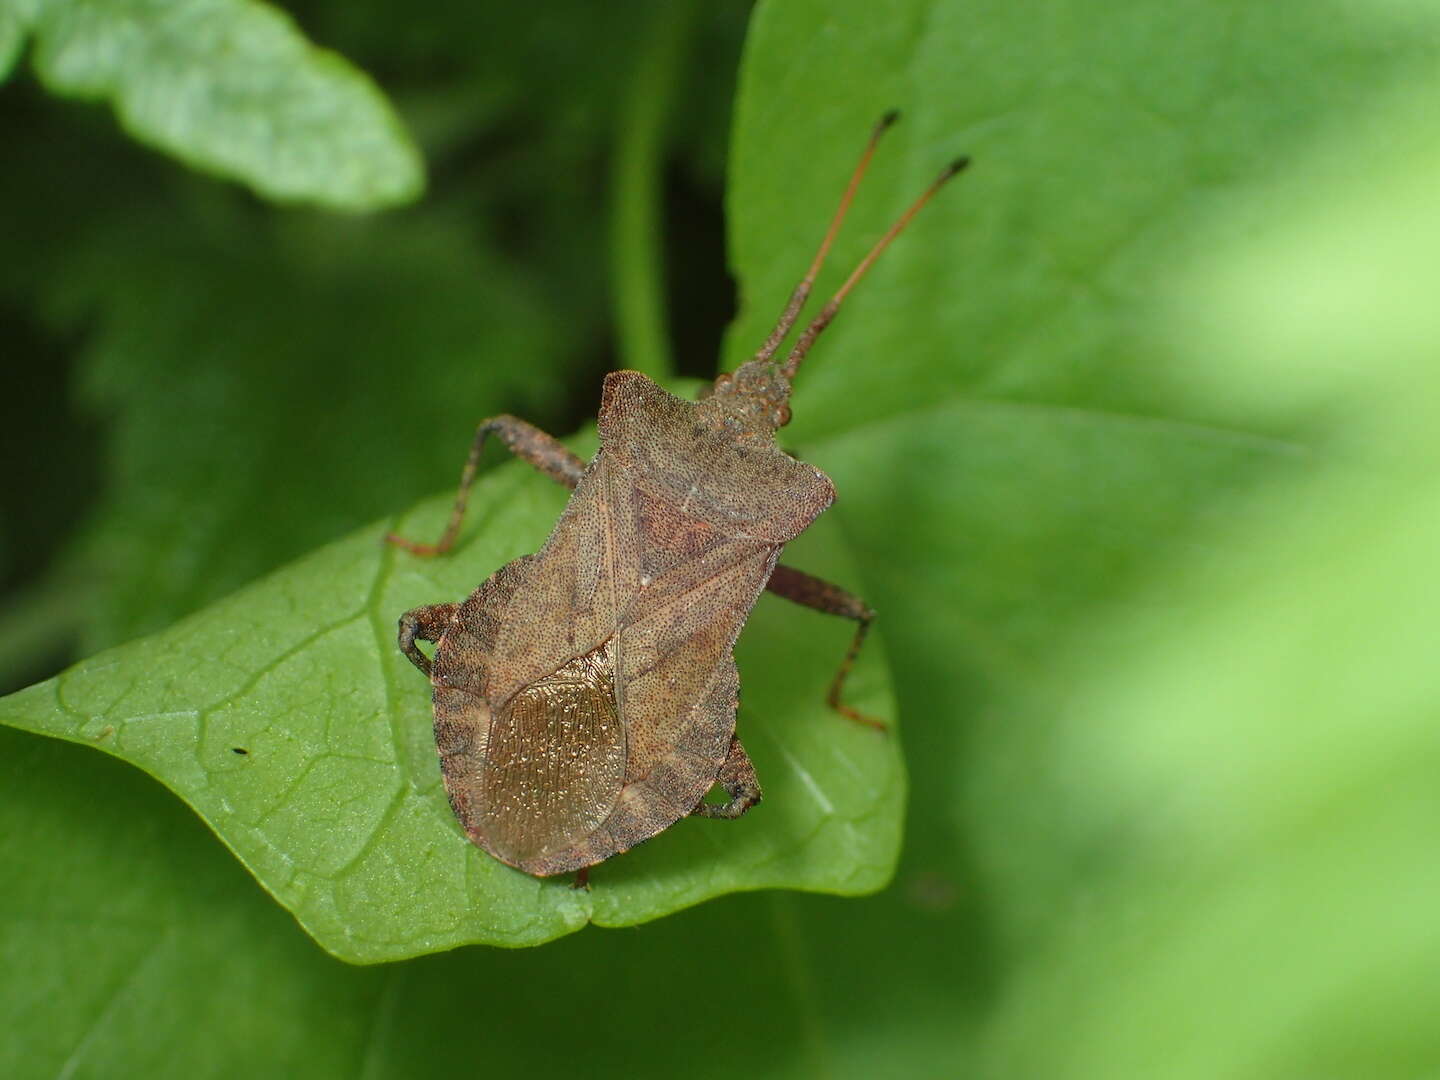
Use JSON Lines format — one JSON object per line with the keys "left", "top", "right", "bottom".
{"left": 766, "top": 563, "right": 884, "bottom": 731}
{"left": 692, "top": 735, "right": 762, "bottom": 819}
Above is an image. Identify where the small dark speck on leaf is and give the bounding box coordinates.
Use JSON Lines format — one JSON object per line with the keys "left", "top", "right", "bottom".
{"left": 232, "top": 747, "right": 249, "bottom": 756}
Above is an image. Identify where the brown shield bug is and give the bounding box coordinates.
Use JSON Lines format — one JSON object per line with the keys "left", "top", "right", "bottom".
{"left": 389, "top": 112, "right": 965, "bottom": 880}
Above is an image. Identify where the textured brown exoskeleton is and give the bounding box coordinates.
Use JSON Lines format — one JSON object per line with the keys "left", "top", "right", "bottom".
{"left": 390, "top": 113, "right": 965, "bottom": 879}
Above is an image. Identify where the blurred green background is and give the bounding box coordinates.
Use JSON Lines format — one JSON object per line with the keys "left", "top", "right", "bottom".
{"left": 5, "top": 0, "right": 1440, "bottom": 1075}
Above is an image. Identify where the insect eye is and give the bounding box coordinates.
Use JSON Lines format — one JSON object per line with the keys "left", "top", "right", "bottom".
{"left": 775, "top": 404, "right": 792, "bottom": 427}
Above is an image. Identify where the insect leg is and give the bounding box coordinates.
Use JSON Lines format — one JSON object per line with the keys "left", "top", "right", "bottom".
{"left": 396, "top": 602, "right": 458, "bottom": 676}
{"left": 765, "top": 564, "right": 884, "bottom": 731}
{"left": 692, "top": 735, "right": 762, "bottom": 819}
{"left": 386, "top": 415, "right": 585, "bottom": 556}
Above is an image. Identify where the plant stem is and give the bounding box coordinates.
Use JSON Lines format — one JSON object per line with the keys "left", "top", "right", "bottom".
{"left": 609, "top": 3, "right": 699, "bottom": 381}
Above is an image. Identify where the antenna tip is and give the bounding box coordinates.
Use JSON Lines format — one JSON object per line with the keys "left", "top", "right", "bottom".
{"left": 939, "top": 155, "right": 972, "bottom": 182}
{"left": 877, "top": 109, "right": 901, "bottom": 132}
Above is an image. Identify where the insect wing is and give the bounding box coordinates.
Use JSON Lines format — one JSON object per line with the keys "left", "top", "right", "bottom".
{"left": 477, "top": 643, "right": 625, "bottom": 865}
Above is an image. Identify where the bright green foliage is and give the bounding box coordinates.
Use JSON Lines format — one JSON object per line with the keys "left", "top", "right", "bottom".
{"left": 5, "top": 0, "right": 421, "bottom": 208}
{"left": 5, "top": 0, "right": 1440, "bottom": 1075}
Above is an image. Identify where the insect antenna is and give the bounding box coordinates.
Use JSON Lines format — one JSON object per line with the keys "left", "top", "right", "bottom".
{"left": 779, "top": 155, "right": 970, "bottom": 382}
{"left": 751, "top": 110, "right": 899, "bottom": 366}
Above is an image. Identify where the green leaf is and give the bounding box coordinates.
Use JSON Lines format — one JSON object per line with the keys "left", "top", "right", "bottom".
{"left": 0, "top": 720, "right": 857, "bottom": 1076}
{"left": 0, "top": 446, "right": 901, "bottom": 960}
{"left": 15, "top": 0, "right": 421, "bottom": 209}
{"left": 0, "top": 725, "right": 387, "bottom": 1077}
{"left": 974, "top": 69, "right": 1440, "bottom": 1079}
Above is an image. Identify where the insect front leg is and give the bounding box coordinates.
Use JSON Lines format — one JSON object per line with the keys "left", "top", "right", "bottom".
{"left": 765, "top": 564, "right": 884, "bottom": 731}
{"left": 386, "top": 415, "right": 586, "bottom": 556}
{"left": 397, "top": 602, "right": 459, "bottom": 676}
{"left": 692, "top": 735, "right": 762, "bottom": 819}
